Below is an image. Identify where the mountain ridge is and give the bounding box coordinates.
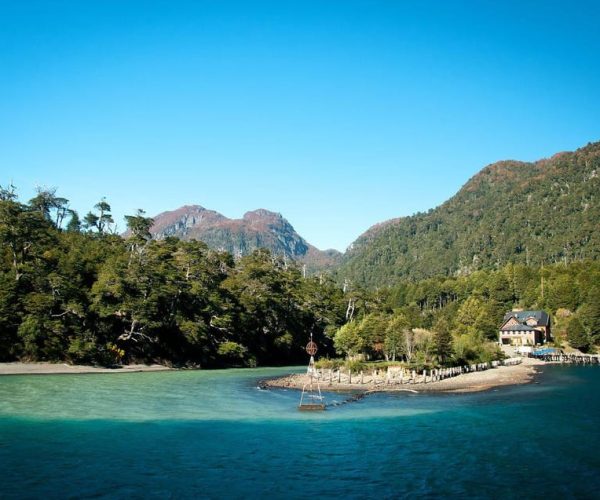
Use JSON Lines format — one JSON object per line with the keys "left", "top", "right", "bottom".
{"left": 146, "top": 140, "right": 599, "bottom": 285}
{"left": 340, "top": 140, "right": 600, "bottom": 286}
{"left": 148, "top": 204, "right": 342, "bottom": 272}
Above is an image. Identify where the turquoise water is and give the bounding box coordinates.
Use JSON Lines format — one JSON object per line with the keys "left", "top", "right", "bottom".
{"left": 1, "top": 366, "right": 599, "bottom": 498}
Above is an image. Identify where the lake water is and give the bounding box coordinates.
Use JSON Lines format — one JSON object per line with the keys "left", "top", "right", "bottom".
{"left": 1, "top": 365, "right": 599, "bottom": 498}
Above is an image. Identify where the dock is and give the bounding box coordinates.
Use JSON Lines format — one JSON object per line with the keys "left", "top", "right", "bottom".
{"left": 530, "top": 352, "right": 600, "bottom": 364}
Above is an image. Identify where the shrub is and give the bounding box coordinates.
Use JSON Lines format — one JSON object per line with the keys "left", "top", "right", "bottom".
{"left": 315, "top": 358, "right": 344, "bottom": 370}
{"left": 453, "top": 333, "right": 503, "bottom": 365}
{"left": 66, "top": 336, "right": 98, "bottom": 365}
{"left": 217, "top": 341, "right": 247, "bottom": 359}
{"left": 366, "top": 360, "right": 405, "bottom": 371}
{"left": 344, "top": 359, "right": 366, "bottom": 373}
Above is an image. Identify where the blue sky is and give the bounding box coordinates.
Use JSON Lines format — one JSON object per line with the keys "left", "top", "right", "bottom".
{"left": 1, "top": 1, "right": 599, "bottom": 251}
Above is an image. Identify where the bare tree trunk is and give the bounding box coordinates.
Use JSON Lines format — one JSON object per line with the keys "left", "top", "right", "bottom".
{"left": 345, "top": 298, "right": 355, "bottom": 321}
{"left": 405, "top": 330, "right": 415, "bottom": 363}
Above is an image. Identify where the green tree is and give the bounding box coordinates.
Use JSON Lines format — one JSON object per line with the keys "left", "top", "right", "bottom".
{"left": 17, "top": 293, "right": 67, "bottom": 360}
{"left": 84, "top": 198, "right": 114, "bottom": 234}
{"left": 356, "top": 313, "right": 388, "bottom": 358}
{"left": 453, "top": 332, "right": 501, "bottom": 365}
{"left": 217, "top": 341, "right": 247, "bottom": 365}
{"left": 0, "top": 274, "right": 19, "bottom": 360}
{"left": 66, "top": 210, "right": 81, "bottom": 233}
{"left": 124, "top": 209, "right": 154, "bottom": 263}
{"left": 567, "top": 317, "right": 591, "bottom": 352}
{"left": 333, "top": 321, "right": 364, "bottom": 357}
{"left": 433, "top": 318, "right": 453, "bottom": 365}
{"left": 452, "top": 296, "right": 487, "bottom": 337}
{"left": 547, "top": 273, "right": 579, "bottom": 311}
{"left": 0, "top": 195, "right": 53, "bottom": 281}
{"left": 384, "top": 312, "right": 409, "bottom": 361}
{"left": 83, "top": 211, "right": 99, "bottom": 232}
{"left": 579, "top": 286, "right": 600, "bottom": 344}
{"left": 29, "top": 187, "right": 69, "bottom": 228}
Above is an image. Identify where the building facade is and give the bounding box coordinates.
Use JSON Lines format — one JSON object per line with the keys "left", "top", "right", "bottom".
{"left": 498, "top": 310, "right": 551, "bottom": 346}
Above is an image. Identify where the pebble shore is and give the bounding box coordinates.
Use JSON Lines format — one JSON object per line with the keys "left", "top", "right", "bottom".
{"left": 0, "top": 362, "right": 173, "bottom": 375}
{"left": 261, "top": 357, "right": 544, "bottom": 394}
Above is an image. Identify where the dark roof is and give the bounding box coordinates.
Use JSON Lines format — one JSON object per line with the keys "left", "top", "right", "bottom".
{"left": 500, "top": 324, "right": 537, "bottom": 332}
{"left": 502, "top": 310, "right": 550, "bottom": 327}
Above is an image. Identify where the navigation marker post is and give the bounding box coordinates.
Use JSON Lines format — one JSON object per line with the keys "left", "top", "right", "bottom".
{"left": 298, "top": 333, "right": 325, "bottom": 411}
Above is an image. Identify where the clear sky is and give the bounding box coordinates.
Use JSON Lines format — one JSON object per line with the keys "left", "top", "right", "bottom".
{"left": 1, "top": 1, "right": 599, "bottom": 251}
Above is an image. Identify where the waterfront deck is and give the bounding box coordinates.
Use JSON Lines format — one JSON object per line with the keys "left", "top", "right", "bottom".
{"left": 530, "top": 353, "right": 600, "bottom": 364}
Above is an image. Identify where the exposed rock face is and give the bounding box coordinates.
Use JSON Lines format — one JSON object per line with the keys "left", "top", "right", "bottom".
{"left": 149, "top": 205, "right": 341, "bottom": 272}
{"left": 150, "top": 205, "right": 227, "bottom": 239}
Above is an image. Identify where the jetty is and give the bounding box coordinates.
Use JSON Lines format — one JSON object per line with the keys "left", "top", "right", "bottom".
{"left": 307, "top": 358, "right": 523, "bottom": 387}
{"left": 261, "top": 357, "right": 538, "bottom": 394}
{"left": 530, "top": 352, "right": 600, "bottom": 364}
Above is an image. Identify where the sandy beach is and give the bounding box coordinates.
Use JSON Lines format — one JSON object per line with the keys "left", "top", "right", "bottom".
{"left": 261, "top": 357, "right": 545, "bottom": 394}
{"left": 0, "top": 362, "right": 173, "bottom": 375}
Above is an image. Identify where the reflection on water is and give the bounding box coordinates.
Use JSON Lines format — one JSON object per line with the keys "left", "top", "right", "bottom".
{"left": 1, "top": 365, "right": 599, "bottom": 498}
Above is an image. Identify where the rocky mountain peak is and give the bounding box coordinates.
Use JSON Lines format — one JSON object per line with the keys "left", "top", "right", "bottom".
{"left": 148, "top": 204, "right": 342, "bottom": 273}
{"left": 243, "top": 209, "right": 282, "bottom": 220}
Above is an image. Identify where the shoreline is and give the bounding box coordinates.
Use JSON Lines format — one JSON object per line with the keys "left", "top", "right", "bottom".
{"left": 0, "top": 358, "right": 546, "bottom": 393}
{"left": 0, "top": 362, "right": 174, "bottom": 376}
{"left": 260, "top": 357, "right": 546, "bottom": 394}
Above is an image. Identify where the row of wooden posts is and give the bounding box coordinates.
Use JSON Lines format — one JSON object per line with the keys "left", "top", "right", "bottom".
{"left": 530, "top": 353, "right": 600, "bottom": 364}
{"left": 314, "top": 358, "right": 522, "bottom": 386}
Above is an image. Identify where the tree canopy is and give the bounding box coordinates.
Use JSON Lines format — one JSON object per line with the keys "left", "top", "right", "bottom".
{"left": 0, "top": 188, "right": 348, "bottom": 366}
{"left": 340, "top": 141, "right": 600, "bottom": 286}
{"left": 1, "top": 184, "right": 598, "bottom": 367}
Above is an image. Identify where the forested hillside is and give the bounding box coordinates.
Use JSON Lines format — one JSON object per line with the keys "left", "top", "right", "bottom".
{"left": 0, "top": 188, "right": 347, "bottom": 366}
{"left": 341, "top": 141, "right": 600, "bottom": 287}
{"left": 331, "top": 261, "right": 600, "bottom": 364}
{"left": 1, "top": 182, "right": 599, "bottom": 367}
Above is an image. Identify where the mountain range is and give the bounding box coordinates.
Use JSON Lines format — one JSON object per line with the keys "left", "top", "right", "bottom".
{"left": 148, "top": 205, "right": 342, "bottom": 273}
{"left": 147, "top": 140, "right": 599, "bottom": 286}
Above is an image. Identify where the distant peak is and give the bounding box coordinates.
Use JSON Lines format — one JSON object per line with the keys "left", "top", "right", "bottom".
{"left": 178, "top": 204, "right": 208, "bottom": 212}
{"left": 145, "top": 203, "right": 340, "bottom": 272}
{"left": 156, "top": 204, "right": 209, "bottom": 216}
{"left": 243, "top": 209, "right": 282, "bottom": 220}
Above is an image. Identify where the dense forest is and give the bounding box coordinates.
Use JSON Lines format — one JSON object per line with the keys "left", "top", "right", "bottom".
{"left": 0, "top": 186, "right": 350, "bottom": 366}
{"left": 333, "top": 260, "right": 600, "bottom": 367}
{"left": 341, "top": 141, "right": 600, "bottom": 286}
{"left": 1, "top": 181, "right": 599, "bottom": 368}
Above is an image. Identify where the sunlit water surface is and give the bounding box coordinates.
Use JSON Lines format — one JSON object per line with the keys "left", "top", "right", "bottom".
{"left": 1, "top": 365, "right": 599, "bottom": 498}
